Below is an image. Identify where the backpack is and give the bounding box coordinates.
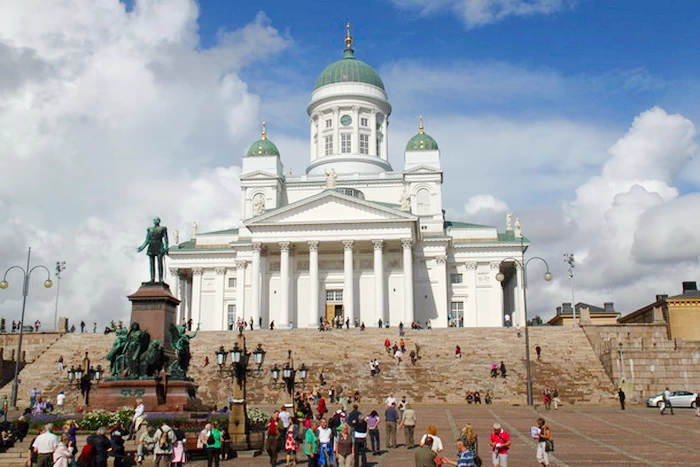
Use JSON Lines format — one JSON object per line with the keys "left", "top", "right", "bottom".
{"left": 159, "top": 428, "right": 172, "bottom": 450}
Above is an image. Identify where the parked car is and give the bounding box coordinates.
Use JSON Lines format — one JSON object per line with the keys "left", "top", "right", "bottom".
{"left": 647, "top": 390, "right": 698, "bottom": 408}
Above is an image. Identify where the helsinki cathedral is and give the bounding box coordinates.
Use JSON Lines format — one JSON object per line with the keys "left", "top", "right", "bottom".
{"left": 168, "top": 27, "right": 528, "bottom": 330}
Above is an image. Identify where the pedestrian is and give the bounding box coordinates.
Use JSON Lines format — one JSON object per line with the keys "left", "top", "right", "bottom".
{"left": 385, "top": 402, "right": 399, "bottom": 449}
{"left": 137, "top": 425, "right": 155, "bottom": 464}
{"left": 80, "top": 321, "right": 85, "bottom": 333}
{"left": 265, "top": 411, "right": 280, "bottom": 466}
{"left": 489, "top": 422, "right": 510, "bottom": 467}
{"left": 317, "top": 417, "right": 334, "bottom": 466}
{"left": 367, "top": 410, "right": 381, "bottom": 454}
{"left": 419, "top": 425, "right": 444, "bottom": 454}
{"left": 172, "top": 422, "right": 186, "bottom": 467}
{"left": 354, "top": 415, "right": 368, "bottom": 467}
{"left": 56, "top": 391, "right": 65, "bottom": 412}
{"left": 304, "top": 419, "right": 319, "bottom": 466}
{"left": 552, "top": 387, "right": 560, "bottom": 410}
{"left": 660, "top": 387, "right": 674, "bottom": 415}
{"left": 30, "top": 387, "right": 40, "bottom": 407}
{"left": 414, "top": 436, "right": 438, "bottom": 467}
{"left": 378, "top": 318, "right": 383, "bottom": 328}
{"left": 284, "top": 424, "right": 298, "bottom": 466}
{"left": 455, "top": 345, "right": 462, "bottom": 359}
{"left": 204, "top": 356, "right": 209, "bottom": 367}
{"left": 399, "top": 321, "right": 405, "bottom": 336}
{"left": 399, "top": 402, "right": 417, "bottom": 448}
{"left": 87, "top": 427, "right": 111, "bottom": 467}
{"left": 52, "top": 434, "right": 73, "bottom": 467}
{"left": 153, "top": 421, "right": 176, "bottom": 467}
{"left": 110, "top": 428, "right": 126, "bottom": 467}
{"left": 400, "top": 338, "right": 406, "bottom": 352}
{"left": 499, "top": 361, "right": 507, "bottom": 378}
{"left": 543, "top": 389, "right": 551, "bottom": 410}
{"left": 442, "top": 440, "right": 476, "bottom": 467}
{"left": 335, "top": 424, "right": 353, "bottom": 466}
{"left": 32, "top": 423, "right": 59, "bottom": 467}
{"left": 533, "top": 417, "right": 551, "bottom": 467}
{"left": 490, "top": 363, "right": 498, "bottom": 378}
{"left": 459, "top": 424, "right": 479, "bottom": 464}
{"left": 204, "top": 421, "right": 222, "bottom": 467}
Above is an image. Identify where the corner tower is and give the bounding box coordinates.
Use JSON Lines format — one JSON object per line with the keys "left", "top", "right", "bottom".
{"left": 306, "top": 24, "right": 392, "bottom": 176}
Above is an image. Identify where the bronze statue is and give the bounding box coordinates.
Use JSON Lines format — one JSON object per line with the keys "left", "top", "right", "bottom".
{"left": 106, "top": 328, "right": 128, "bottom": 377}
{"left": 137, "top": 217, "right": 169, "bottom": 283}
{"left": 168, "top": 322, "right": 199, "bottom": 379}
{"left": 106, "top": 322, "right": 167, "bottom": 379}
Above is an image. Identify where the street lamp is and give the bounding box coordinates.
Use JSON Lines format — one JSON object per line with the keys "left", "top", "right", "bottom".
{"left": 1, "top": 247, "right": 53, "bottom": 408}
{"left": 54, "top": 261, "right": 66, "bottom": 331}
{"left": 564, "top": 254, "right": 576, "bottom": 326}
{"left": 215, "top": 346, "right": 229, "bottom": 368}
{"left": 495, "top": 253, "right": 553, "bottom": 406}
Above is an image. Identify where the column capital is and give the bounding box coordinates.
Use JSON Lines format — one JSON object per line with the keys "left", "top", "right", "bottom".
{"left": 490, "top": 261, "right": 502, "bottom": 270}
{"left": 168, "top": 268, "right": 179, "bottom": 277}
{"left": 352, "top": 105, "right": 360, "bottom": 113}
{"left": 401, "top": 238, "right": 413, "bottom": 250}
{"left": 192, "top": 267, "right": 203, "bottom": 275}
{"left": 252, "top": 242, "right": 263, "bottom": 252}
{"left": 372, "top": 239, "right": 384, "bottom": 250}
{"left": 342, "top": 240, "right": 355, "bottom": 251}
{"left": 332, "top": 106, "right": 340, "bottom": 115}
{"left": 436, "top": 256, "right": 447, "bottom": 264}
{"left": 465, "top": 262, "right": 477, "bottom": 270}
{"left": 279, "top": 241, "right": 291, "bottom": 252}
{"left": 308, "top": 240, "right": 320, "bottom": 251}
{"left": 234, "top": 260, "right": 246, "bottom": 269}
{"left": 215, "top": 267, "right": 226, "bottom": 275}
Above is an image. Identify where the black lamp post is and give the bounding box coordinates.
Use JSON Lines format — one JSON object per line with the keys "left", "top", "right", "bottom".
{"left": 271, "top": 350, "right": 307, "bottom": 409}
{"left": 216, "top": 346, "right": 229, "bottom": 368}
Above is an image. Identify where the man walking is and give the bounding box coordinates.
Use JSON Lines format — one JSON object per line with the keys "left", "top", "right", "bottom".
{"left": 660, "top": 387, "right": 674, "bottom": 415}
{"left": 385, "top": 402, "right": 399, "bottom": 449}
{"left": 354, "top": 415, "right": 368, "bottom": 467}
{"left": 618, "top": 388, "right": 625, "bottom": 410}
{"left": 153, "top": 421, "right": 176, "bottom": 467}
{"left": 32, "top": 423, "right": 59, "bottom": 467}
{"left": 489, "top": 422, "right": 510, "bottom": 467}
{"left": 414, "top": 437, "right": 437, "bottom": 467}
{"left": 399, "top": 402, "right": 417, "bottom": 448}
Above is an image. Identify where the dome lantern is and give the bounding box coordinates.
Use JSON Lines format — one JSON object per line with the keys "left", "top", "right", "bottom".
{"left": 406, "top": 115, "right": 439, "bottom": 151}
{"left": 246, "top": 121, "right": 280, "bottom": 157}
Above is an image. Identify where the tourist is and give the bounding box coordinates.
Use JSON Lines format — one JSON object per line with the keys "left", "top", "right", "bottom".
{"left": 385, "top": 393, "right": 397, "bottom": 407}
{"left": 410, "top": 350, "right": 417, "bottom": 365}
{"left": 543, "top": 389, "right": 551, "bottom": 410}
{"left": 205, "top": 421, "right": 222, "bottom": 467}
{"left": 552, "top": 387, "right": 560, "bottom": 410}
{"left": 284, "top": 424, "right": 298, "bottom": 466}
{"left": 279, "top": 405, "right": 292, "bottom": 430}
{"left": 399, "top": 402, "right": 417, "bottom": 448}
{"left": 499, "top": 361, "right": 507, "bottom": 378}
{"left": 110, "top": 428, "right": 126, "bottom": 467}
{"left": 35, "top": 319, "right": 41, "bottom": 332}
{"left": 0, "top": 396, "right": 7, "bottom": 422}
{"left": 378, "top": 319, "right": 383, "bottom": 328}
{"left": 172, "top": 422, "right": 186, "bottom": 467}
{"left": 536, "top": 345, "right": 542, "bottom": 360}
{"left": 455, "top": 345, "right": 462, "bottom": 358}
{"left": 129, "top": 398, "right": 146, "bottom": 440}
{"left": 265, "top": 412, "right": 280, "bottom": 466}
{"left": 367, "top": 410, "right": 381, "bottom": 454}
{"left": 57, "top": 356, "right": 64, "bottom": 372}
{"left": 490, "top": 363, "right": 498, "bottom": 378}
{"left": 442, "top": 440, "right": 476, "bottom": 467}
{"left": 384, "top": 338, "right": 391, "bottom": 354}
{"left": 335, "top": 424, "right": 353, "bottom": 466}
{"left": 317, "top": 394, "right": 327, "bottom": 419}
{"left": 70, "top": 324, "right": 76, "bottom": 333}
{"left": 137, "top": 425, "right": 155, "bottom": 464}
{"left": 419, "top": 425, "right": 443, "bottom": 454}
{"left": 385, "top": 402, "right": 400, "bottom": 449}
{"left": 459, "top": 424, "right": 479, "bottom": 462}
{"left": 317, "top": 418, "right": 334, "bottom": 465}
{"left": 618, "top": 387, "right": 626, "bottom": 410}
{"left": 399, "top": 321, "right": 405, "bottom": 336}
{"left": 16, "top": 416, "right": 29, "bottom": 442}
{"left": 52, "top": 434, "right": 73, "bottom": 467}
{"left": 11, "top": 321, "right": 15, "bottom": 332}
{"left": 304, "top": 419, "right": 319, "bottom": 466}
{"left": 93, "top": 322, "right": 97, "bottom": 333}
{"left": 346, "top": 318, "right": 350, "bottom": 329}
{"left": 473, "top": 391, "right": 482, "bottom": 404}
{"left": 32, "top": 423, "right": 59, "bottom": 467}
{"left": 353, "top": 414, "right": 368, "bottom": 467}
{"left": 197, "top": 423, "right": 211, "bottom": 449}
{"left": 153, "top": 420, "right": 176, "bottom": 467}
{"left": 660, "top": 387, "right": 674, "bottom": 415}
{"left": 87, "top": 427, "right": 111, "bottom": 467}
{"left": 55, "top": 392, "right": 64, "bottom": 412}
{"left": 30, "top": 387, "right": 40, "bottom": 408}
{"left": 270, "top": 320, "right": 275, "bottom": 330}
{"left": 414, "top": 436, "right": 437, "bottom": 467}
{"left": 485, "top": 391, "right": 492, "bottom": 405}
{"left": 346, "top": 404, "right": 361, "bottom": 432}
{"left": 398, "top": 395, "right": 408, "bottom": 413}
{"left": 63, "top": 421, "right": 78, "bottom": 457}
{"left": 489, "top": 423, "right": 511, "bottom": 466}
{"left": 220, "top": 427, "right": 231, "bottom": 460}
{"left": 354, "top": 390, "right": 361, "bottom": 403}
{"left": 533, "top": 417, "right": 551, "bottom": 467}
{"left": 394, "top": 347, "right": 403, "bottom": 364}
{"left": 360, "top": 322, "right": 365, "bottom": 331}
{"left": 80, "top": 321, "right": 85, "bottom": 333}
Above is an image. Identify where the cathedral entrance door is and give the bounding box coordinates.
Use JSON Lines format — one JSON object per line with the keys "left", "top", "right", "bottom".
{"left": 325, "top": 304, "right": 344, "bottom": 325}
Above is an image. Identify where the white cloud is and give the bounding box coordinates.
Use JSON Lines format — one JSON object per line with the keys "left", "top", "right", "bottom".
{"left": 464, "top": 194, "right": 508, "bottom": 215}
{"left": 0, "top": 1, "right": 288, "bottom": 327}
{"left": 391, "top": 0, "right": 570, "bottom": 28}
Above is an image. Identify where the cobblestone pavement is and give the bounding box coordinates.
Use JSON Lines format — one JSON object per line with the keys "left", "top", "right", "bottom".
{"left": 179, "top": 404, "right": 699, "bottom": 466}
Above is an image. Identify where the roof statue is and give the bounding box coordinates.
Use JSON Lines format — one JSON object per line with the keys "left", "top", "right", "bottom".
{"left": 192, "top": 221, "right": 197, "bottom": 239}
{"left": 400, "top": 190, "right": 410, "bottom": 211}
{"left": 325, "top": 168, "right": 337, "bottom": 188}
{"left": 174, "top": 229, "right": 179, "bottom": 245}
{"left": 136, "top": 217, "right": 169, "bottom": 283}
{"left": 506, "top": 212, "right": 513, "bottom": 231}
{"left": 515, "top": 218, "right": 522, "bottom": 238}
{"left": 253, "top": 193, "right": 266, "bottom": 216}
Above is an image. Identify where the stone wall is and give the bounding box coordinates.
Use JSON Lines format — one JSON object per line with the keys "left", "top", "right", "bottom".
{"left": 0, "top": 332, "right": 64, "bottom": 363}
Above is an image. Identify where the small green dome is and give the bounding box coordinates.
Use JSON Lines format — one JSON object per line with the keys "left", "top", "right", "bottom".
{"left": 314, "top": 48, "right": 385, "bottom": 91}
{"left": 246, "top": 122, "right": 280, "bottom": 157}
{"left": 406, "top": 116, "right": 438, "bottom": 151}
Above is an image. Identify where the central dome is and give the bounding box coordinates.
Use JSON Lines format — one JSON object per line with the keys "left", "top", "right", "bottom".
{"left": 313, "top": 31, "right": 384, "bottom": 90}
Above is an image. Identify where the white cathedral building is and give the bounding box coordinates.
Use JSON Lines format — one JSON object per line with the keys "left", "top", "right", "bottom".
{"left": 168, "top": 28, "right": 528, "bottom": 330}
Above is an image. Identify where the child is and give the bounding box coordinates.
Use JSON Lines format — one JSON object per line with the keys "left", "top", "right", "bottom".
{"left": 284, "top": 425, "right": 298, "bottom": 466}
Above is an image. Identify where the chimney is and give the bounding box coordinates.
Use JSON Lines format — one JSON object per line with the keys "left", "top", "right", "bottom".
{"left": 604, "top": 302, "right": 614, "bottom": 313}
{"left": 556, "top": 306, "right": 562, "bottom": 315}
{"left": 656, "top": 294, "right": 668, "bottom": 302}
{"left": 562, "top": 303, "right": 572, "bottom": 315}
{"left": 682, "top": 281, "right": 697, "bottom": 294}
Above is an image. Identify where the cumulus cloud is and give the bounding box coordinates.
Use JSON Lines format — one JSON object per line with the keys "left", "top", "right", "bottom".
{"left": 464, "top": 194, "right": 508, "bottom": 215}
{"left": 0, "top": 1, "right": 288, "bottom": 327}
{"left": 391, "top": 0, "right": 571, "bottom": 28}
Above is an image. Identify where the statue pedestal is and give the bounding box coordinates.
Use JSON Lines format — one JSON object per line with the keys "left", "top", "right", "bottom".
{"left": 86, "top": 379, "right": 203, "bottom": 412}
{"left": 128, "top": 282, "right": 179, "bottom": 357}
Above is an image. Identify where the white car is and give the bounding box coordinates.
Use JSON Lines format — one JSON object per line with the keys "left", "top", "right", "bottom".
{"left": 646, "top": 390, "right": 698, "bottom": 408}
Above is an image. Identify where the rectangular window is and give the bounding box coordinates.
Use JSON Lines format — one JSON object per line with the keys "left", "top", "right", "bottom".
{"left": 361, "top": 117, "right": 368, "bottom": 127}
{"left": 450, "top": 302, "right": 464, "bottom": 327}
{"left": 227, "top": 304, "right": 236, "bottom": 328}
{"left": 359, "top": 134, "right": 369, "bottom": 154}
{"left": 450, "top": 273, "right": 463, "bottom": 284}
{"left": 227, "top": 277, "right": 237, "bottom": 288}
{"left": 325, "top": 135, "right": 333, "bottom": 156}
{"left": 376, "top": 139, "right": 381, "bottom": 157}
{"left": 325, "top": 290, "right": 343, "bottom": 301}
{"left": 341, "top": 133, "right": 351, "bottom": 154}
{"left": 326, "top": 119, "right": 332, "bottom": 128}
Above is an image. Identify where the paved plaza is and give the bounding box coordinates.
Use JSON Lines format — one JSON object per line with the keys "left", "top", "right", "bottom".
{"left": 184, "top": 404, "right": 699, "bottom": 466}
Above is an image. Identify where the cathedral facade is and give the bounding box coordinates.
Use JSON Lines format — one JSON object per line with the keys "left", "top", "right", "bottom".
{"left": 168, "top": 29, "right": 527, "bottom": 330}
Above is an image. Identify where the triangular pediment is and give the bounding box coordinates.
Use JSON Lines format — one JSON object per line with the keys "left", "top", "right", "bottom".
{"left": 239, "top": 170, "right": 282, "bottom": 180}
{"left": 404, "top": 165, "right": 442, "bottom": 174}
{"left": 247, "top": 190, "right": 417, "bottom": 226}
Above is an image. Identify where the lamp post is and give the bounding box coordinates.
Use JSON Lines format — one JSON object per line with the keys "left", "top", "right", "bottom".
{"left": 618, "top": 342, "right": 626, "bottom": 382}
{"left": 495, "top": 254, "right": 552, "bottom": 406}
{"left": 0, "top": 247, "right": 53, "bottom": 408}
{"left": 271, "top": 350, "right": 307, "bottom": 410}
{"left": 564, "top": 253, "right": 576, "bottom": 326}
{"left": 54, "top": 261, "right": 66, "bottom": 331}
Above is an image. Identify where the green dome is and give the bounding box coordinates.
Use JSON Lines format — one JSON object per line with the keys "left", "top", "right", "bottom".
{"left": 246, "top": 123, "right": 280, "bottom": 157}
{"left": 406, "top": 133, "right": 438, "bottom": 151}
{"left": 314, "top": 48, "right": 385, "bottom": 91}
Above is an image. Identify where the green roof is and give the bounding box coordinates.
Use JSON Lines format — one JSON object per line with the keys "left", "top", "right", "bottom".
{"left": 314, "top": 48, "right": 385, "bottom": 91}
{"left": 497, "top": 231, "right": 530, "bottom": 243}
{"left": 247, "top": 138, "right": 279, "bottom": 157}
{"left": 406, "top": 132, "right": 438, "bottom": 151}
{"left": 199, "top": 228, "right": 240, "bottom": 236}
{"left": 445, "top": 221, "right": 495, "bottom": 229}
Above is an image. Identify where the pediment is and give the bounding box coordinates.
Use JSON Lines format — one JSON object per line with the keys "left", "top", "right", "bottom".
{"left": 403, "top": 165, "right": 442, "bottom": 174}
{"left": 239, "top": 170, "right": 281, "bottom": 180}
{"left": 247, "top": 190, "right": 416, "bottom": 226}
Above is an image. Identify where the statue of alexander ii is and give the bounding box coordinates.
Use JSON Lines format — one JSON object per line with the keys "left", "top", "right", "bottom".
{"left": 137, "top": 217, "right": 169, "bottom": 283}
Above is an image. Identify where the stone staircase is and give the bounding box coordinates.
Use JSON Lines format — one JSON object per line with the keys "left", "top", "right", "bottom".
{"left": 0, "top": 327, "right": 616, "bottom": 410}
{"left": 0, "top": 434, "right": 139, "bottom": 466}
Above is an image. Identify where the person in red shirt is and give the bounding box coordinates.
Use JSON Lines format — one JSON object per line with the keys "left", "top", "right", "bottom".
{"left": 317, "top": 396, "right": 327, "bottom": 419}
{"left": 384, "top": 339, "right": 391, "bottom": 354}
{"left": 265, "top": 411, "right": 280, "bottom": 465}
{"left": 489, "top": 423, "right": 511, "bottom": 467}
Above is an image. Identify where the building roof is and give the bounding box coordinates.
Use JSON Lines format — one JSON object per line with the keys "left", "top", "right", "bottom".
{"left": 198, "top": 228, "right": 240, "bottom": 236}
{"left": 314, "top": 48, "right": 384, "bottom": 91}
{"left": 445, "top": 220, "right": 495, "bottom": 229}
{"left": 246, "top": 121, "right": 279, "bottom": 157}
{"left": 405, "top": 116, "right": 438, "bottom": 151}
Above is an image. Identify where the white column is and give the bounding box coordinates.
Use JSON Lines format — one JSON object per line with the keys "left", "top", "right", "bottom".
{"left": 402, "top": 239, "right": 414, "bottom": 325}
{"left": 435, "top": 256, "right": 448, "bottom": 327}
{"left": 515, "top": 263, "right": 526, "bottom": 326}
{"left": 310, "top": 116, "right": 316, "bottom": 161}
{"left": 492, "top": 262, "right": 506, "bottom": 327}
{"left": 373, "top": 239, "right": 385, "bottom": 326}
{"left": 381, "top": 117, "right": 389, "bottom": 161}
{"left": 466, "top": 262, "right": 478, "bottom": 327}
{"left": 343, "top": 240, "right": 354, "bottom": 325}
{"left": 333, "top": 107, "right": 340, "bottom": 155}
{"left": 317, "top": 112, "right": 325, "bottom": 158}
{"left": 235, "top": 260, "right": 246, "bottom": 321}
{"left": 352, "top": 106, "right": 360, "bottom": 153}
{"left": 169, "top": 268, "right": 181, "bottom": 323}
{"left": 251, "top": 243, "right": 262, "bottom": 328}
{"left": 191, "top": 268, "right": 203, "bottom": 326}
{"left": 279, "top": 241, "right": 291, "bottom": 327}
{"left": 215, "top": 267, "right": 227, "bottom": 330}
{"left": 179, "top": 274, "right": 188, "bottom": 324}
{"left": 370, "top": 110, "right": 378, "bottom": 156}
{"left": 308, "top": 241, "right": 320, "bottom": 329}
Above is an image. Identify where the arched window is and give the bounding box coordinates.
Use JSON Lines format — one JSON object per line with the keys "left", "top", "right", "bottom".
{"left": 416, "top": 189, "right": 431, "bottom": 215}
